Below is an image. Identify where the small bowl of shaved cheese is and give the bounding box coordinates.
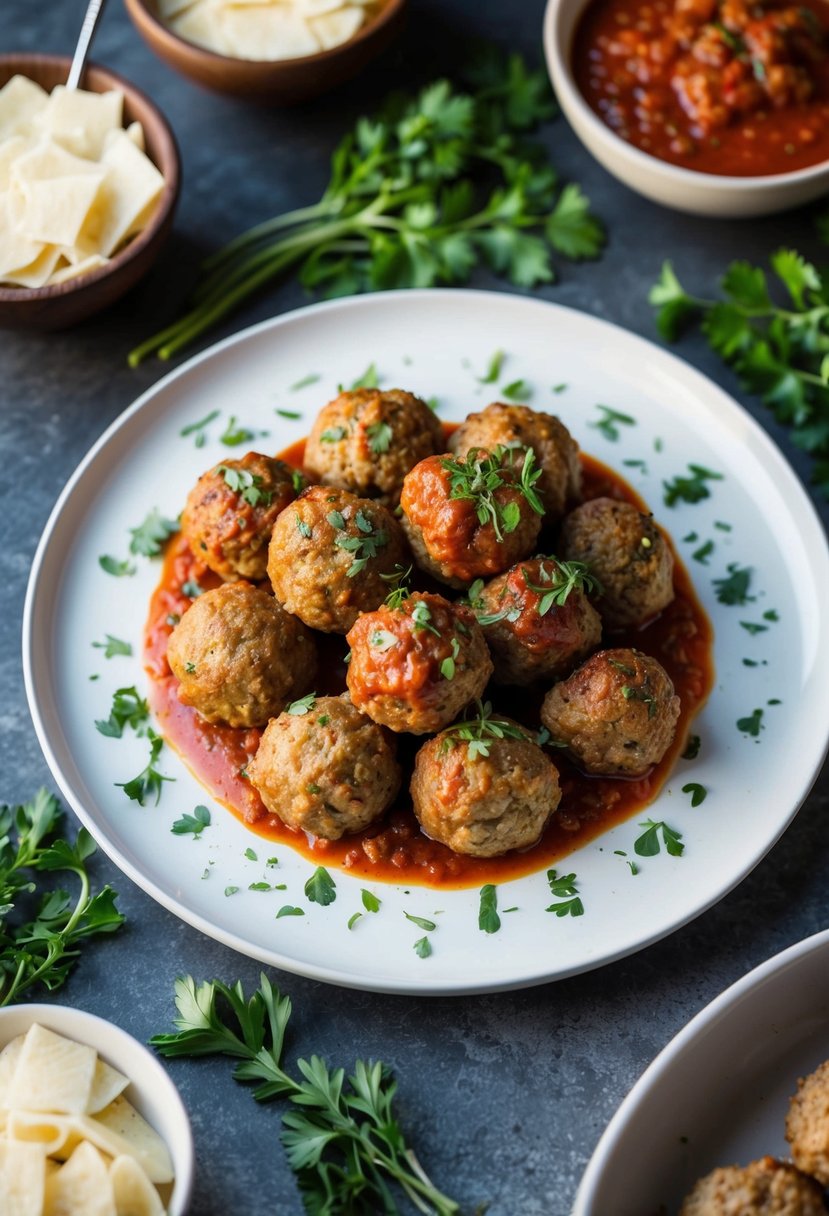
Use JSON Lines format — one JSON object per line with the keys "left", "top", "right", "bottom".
{"left": 0, "top": 1005, "right": 193, "bottom": 1215}
{"left": 124, "top": 0, "right": 407, "bottom": 102}
{"left": 0, "top": 55, "right": 179, "bottom": 331}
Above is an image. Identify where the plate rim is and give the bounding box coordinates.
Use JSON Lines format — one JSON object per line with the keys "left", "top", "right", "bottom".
{"left": 572, "top": 926, "right": 829, "bottom": 1214}
{"left": 22, "top": 287, "right": 829, "bottom": 995}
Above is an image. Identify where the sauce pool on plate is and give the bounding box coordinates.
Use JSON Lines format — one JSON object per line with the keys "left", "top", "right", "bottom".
{"left": 572, "top": 0, "right": 829, "bottom": 176}
{"left": 144, "top": 433, "right": 714, "bottom": 890}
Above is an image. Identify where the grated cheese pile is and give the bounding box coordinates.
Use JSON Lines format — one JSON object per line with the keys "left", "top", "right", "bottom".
{"left": 0, "top": 76, "right": 165, "bottom": 290}
{"left": 159, "top": 0, "right": 383, "bottom": 60}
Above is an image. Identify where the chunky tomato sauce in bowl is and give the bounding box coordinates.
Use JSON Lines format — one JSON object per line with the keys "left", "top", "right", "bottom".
{"left": 544, "top": 0, "right": 829, "bottom": 215}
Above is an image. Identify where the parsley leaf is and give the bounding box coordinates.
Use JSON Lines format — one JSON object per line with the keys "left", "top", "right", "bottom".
{"left": 404, "top": 912, "right": 436, "bottom": 932}
{"left": 737, "top": 708, "right": 764, "bottom": 737}
{"left": 220, "top": 416, "right": 259, "bottom": 447}
{"left": 351, "top": 363, "right": 380, "bottom": 390}
{"left": 545, "top": 869, "right": 584, "bottom": 917}
{"left": 478, "top": 884, "right": 501, "bottom": 933}
{"left": 115, "top": 729, "right": 175, "bottom": 807}
{"left": 633, "top": 820, "right": 684, "bottom": 858}
{"left": 129, "top": 509, "right": 178, "bottom": 557}
{"left": 590, "top": 405, "right": 635, "bottom": 442}
{"left": 501, "top": 378, "right": 533, "bottom": 401}
{"left": 479, "top": 350, "right": 505, "bottom": 383}
{"left": 286, "top": 694, "right": 316, "bottom": 716}
{"left": 681, "top": 783, "right": 707, "bottom": 807}
{"left": 171, "top": 805, "right": 211, "bottom": 838}
{"left": 95, "top": 686, "right": 149, "bottom": 739}
{"left": 713, "top": 563, "right": 754, "bottom": 606}
{"left": 304, "top": 866, "right": 336, "bottom": 906}
{"left": 366, "top": 421, "right": 393, "bottom": 454}
{"left": 545, "top": 183, "right": 604, "bottom": 260}
{"left": 440, "top": 700, "right": 527, "bottom": 760}
{"left": 92, "top": 634, "right": 132, "bottom": 659}
{"left": 663, "top": 464, "right": 723, "bottom": 507}
{"left": 179, "top": 409, "right": 219, "bottom": 447}
{"left": 99, "top": 554, "right": 135, "bottom": 578}
{"left": 413, "top": 936, "right": 432, "bottom": 958}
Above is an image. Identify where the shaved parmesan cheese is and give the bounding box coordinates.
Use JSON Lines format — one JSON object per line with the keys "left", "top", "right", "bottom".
{"left": 41, "top": 87, "right": 123, "bottom": 160}
{"left": 310, "top": 6, "right": 364, "bottom": 49}
{"left": 110, "top": 1155, "right": 165, "bottom": 1216}
{"left": 6, "top": 1026, "right": 96, "bottom": 1117}
{"left": 0, "top": 1138, "right": 46, "bottom": 1216}
{"left": 43, "top": 1141, "right": 116, "bottom": 1216}
{"left": 0, "top": 76, "right": 48, "bottom": 141}
{"left": 164, "top": 0, "right": 379, "bottom": 59}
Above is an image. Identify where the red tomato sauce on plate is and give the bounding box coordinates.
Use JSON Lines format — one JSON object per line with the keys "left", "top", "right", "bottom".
{"left": 144, "top": 431, "right": 714, "bottom": 890}
{"left": 572, "top": 0, "right": 829, "bottom": 176}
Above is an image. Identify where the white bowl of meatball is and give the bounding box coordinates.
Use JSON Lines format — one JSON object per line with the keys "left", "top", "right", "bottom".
{"left": 157, "top": 376, "right": 697, "bottom": 871}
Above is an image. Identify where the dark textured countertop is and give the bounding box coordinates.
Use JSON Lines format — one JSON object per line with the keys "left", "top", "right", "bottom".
{"left": 4, "top": 2, "right": 829, "bottom": 1213}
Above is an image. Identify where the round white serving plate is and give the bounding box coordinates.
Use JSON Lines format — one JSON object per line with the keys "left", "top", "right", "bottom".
{"left": 23, "top": 289, "right": 829, "bottom": 995}
{"left": 574, "top": 928, "right": 829, "bottom": 1214}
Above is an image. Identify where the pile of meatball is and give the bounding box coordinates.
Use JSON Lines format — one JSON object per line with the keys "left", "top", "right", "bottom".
{"left": 165, "top": 387, "right": 682, "bottom": 860}
{"left": 679, "top": 1058, "right": 829, "bottom": 1215}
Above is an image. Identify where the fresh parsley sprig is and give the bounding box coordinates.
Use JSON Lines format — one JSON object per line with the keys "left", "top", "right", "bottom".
{"left": 650, "top": 252, "right": 829, "bottom": 496}
{"left": 128, "top": 53, "right": 603, "bottom": 365}
{"left": 116, "top": 729, "right": 175, "bottom": 807}
{"left": 151, "top": 974, "right": 460, "bottom": 1215}
{"left": 521, "top": 558, "right": 602, "bottom": 614}
{"left": 0, "top": 790, "right": 124, "bottom": 1005}
{"left": 440, "top": 700, "right": 527, "bottom": 760}
{"left": 441, "top": 446, "right": 543, "bottom": 541}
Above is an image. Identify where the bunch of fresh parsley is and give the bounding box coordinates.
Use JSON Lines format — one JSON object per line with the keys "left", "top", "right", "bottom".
{"left": 650, "top": 250, "right": 829, "bottom": 495}
{"left": 0, "top": 790, "right": 124, "bottom": 1006}
{"left": 129, "top": 48, "right": 603, "bottom": 365}
{"left": 151, "top": 973, "right": 459, "bottom": 1215}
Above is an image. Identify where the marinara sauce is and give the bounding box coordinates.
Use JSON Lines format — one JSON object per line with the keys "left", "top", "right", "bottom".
{"left": 573, "top": 0, "right": 829, "bottom": 176}
{"left": 144, "top": 431, "right": 714, "bottom": 891}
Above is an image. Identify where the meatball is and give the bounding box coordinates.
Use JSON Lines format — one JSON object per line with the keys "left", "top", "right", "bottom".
{"left": 346, "top": 592, "right": 492, "bottom": 735}
{"left": 304, "top": 388, "right": 444, "bottom": 505}
{"left": 247, "top": 694, "right": 400, "bottom": 840}
{"left": 267, "top": 485, "right": 408, "bottom": 633}
{"left": 474, "top": 556, "right": 602, "bottom": 685}
{"left": 400, "top": 450, "right": 542, "bottom": 588}
{"left": 449, "top": 402, "right": 581, "bottom": 517}
{"left": 559, "top": 497, "right": 674, "bottom": 630}
{"left": 411, "top": 719, "right": 561, "bottom": 857}
{"left": 540, "top": 647, "right": 680, "bottom": 776}
{"left": 786, "top": 1059, "right": 829, "bottom": 1186}
{"left": 166, "top": 582, "right": 317, "bottom": 728}
{"left": 181, "top": 451, "right": 304, "bottom": 582}
{"left": 679, "top": 1158, "right": 826, "bottom": 1216}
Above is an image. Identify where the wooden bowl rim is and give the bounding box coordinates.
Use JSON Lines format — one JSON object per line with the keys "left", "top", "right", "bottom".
{"left": 0, "top": 53, "right": 180, "bottom": 306}
{"left": 125, "top": 0, "right": 407, "bottom": 71}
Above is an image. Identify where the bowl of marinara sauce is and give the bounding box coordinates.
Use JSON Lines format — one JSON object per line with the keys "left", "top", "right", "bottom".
{"left": 543, "top": 0, "right": 829, "bottom": 216}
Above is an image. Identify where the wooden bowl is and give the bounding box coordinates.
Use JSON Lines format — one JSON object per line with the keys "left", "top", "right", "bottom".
{"left": 123, "top": 0, "right": 408, "bottom": 103}
{"left": 0, "top": 55, "right": 180, "bottom": 331}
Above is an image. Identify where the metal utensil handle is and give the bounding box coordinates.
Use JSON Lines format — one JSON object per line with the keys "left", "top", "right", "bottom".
{"left": 66, "top": 0, "right": 108, "bottom": 90}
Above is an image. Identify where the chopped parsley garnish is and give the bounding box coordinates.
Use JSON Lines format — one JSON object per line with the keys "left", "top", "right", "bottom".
{"left": 763, "top": 608, "right": 779, "bottom": 622}
{"left": 351, "top": 363, "right": 379, "bottom": 390}
{"left": 440, "top": 700, "right": 527, "bottom": 760}
{"left": 713, "top": 563, "right": 754, "bottom": 606}
{"left": 286, "top": 694, "right": 316, "bottom": 716}
{"left": 180, "top": 409, "right": 219, "bottom": 448}
{"left": 441, "top": 445, "right": 543, "bottom": 541}
{"left": 290, "top": 373, "right": 320, "bottom": 391}
{"left": 681, "top": 734, "right": 701, "bottom": 760}
{"left": 621, "top": 684, "right": 657, "bottom": 718}
{"left": 321, "top": 426, "right": 347, "bottom": 443}
{"left": 381, "top": 564, "right": 413, "bottom": 610}
{"left": 545, "top": 870, "right": 584, "bottom": 917}
{"left": 276, "top": 408, "right": 302, "bottom": 420}
{"left": 590, "top": 405, "right": 635, "bottom": 442}
{"left": 404, "top": 912, "right": 436, "bottom": 932}
{"left": 410, "top": 598, "right": 441, "bottom": 636}
{"left": 304, "top": 866, "right": 336, "bottom": 906}
{"left": 681, "top": 783, "right": 707, "bottom": 807}
{"left": 361, "top": 889, "right": 381, "bottom": 913}
{"left": 521, "top": 558, "right": 602, "bottom": 614}
{"left": 740, "top": 620, "right": 768, "bottom": 635}
{"left": 478, "top": 884, "right": 500, "bottom": 934}
{"left": 553, "top": 382, "right": 568, "bottom": 393}
{"left": 276, "top": 905, "right": 304, "bottom": 918}
{"left": 501, "top": 378, "right": 532, "bottom": 401}
{"left": 413, "top": 936, "right": 432, "bottom": 958}
{"left": 347, "top": 912, "right": 362, "bottom": 930}
{"left": 181, "top": 579, "right": 203, "bottom": 599}
{"left": 327, "top": 510, "right": 346, "bottom": 530}
{"left": 296, "top": 513, "right": 313, "bottom": 539}
{"left": 737, "top": 708, "right": 764, "bottom": 737}
{"left": 224, "top": 886, "right": 239, "bottom": 897}
{"left": 366, "top": 421, "right": 393, "bottom": 454}
{"left": 92, "top": 634, "right": 132, "bottom": 659}
{"left": 99, "top": 554, "right": 136, "bottom": 578}
{"left": 218, "top": 465, "right": 273, "bottom": 507}
{"left": 95, "top": 686, "right": 149, "bottom": 738}
{"left": 129, "top": 509, "right": 178, "bottom": 557}
{"left": 633, "top": 820, "right": 684, "bottom": 857}
{"left": 464, "top": 578, "right": 520, "bottom": 627}
{"left": 479, "top": 350, "right": 505, "bottom": 383}
{"left": 440, "top": 637, "right": 460, "bottom": 681}
{"left": 663, "top": 464, "right": 723, "bottom": 507}
{"left": 333, "top": 511, "right": 389, "bottom": 577}
{"left": 171, "top": 805, "right": 211, "bottom": 839}
{"left": 245, "top": 847, "right": 258, "bottom": 861}
{"left": 692, "top": 540, "right": 714, "bottom": 565}
{"left": 116, "top": 729, "right": 175, "bottom": 807}
{"left": 220, "top": 416, "right": 260, "bottom": 447}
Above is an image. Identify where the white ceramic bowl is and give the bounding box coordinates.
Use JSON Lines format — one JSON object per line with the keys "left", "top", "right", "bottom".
{"left": 0, "top": 1003, "right": 194, "bottom": 1215}
{"left": 543, "top": 0, "right": 829, "bottom": 217}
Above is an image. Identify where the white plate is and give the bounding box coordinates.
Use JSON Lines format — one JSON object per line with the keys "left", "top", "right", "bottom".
{"left": 23, "top": 289, "right": 829, "bottom": 995}
{"left": 575, "top": 928, "right": 829, "bottom": 1214}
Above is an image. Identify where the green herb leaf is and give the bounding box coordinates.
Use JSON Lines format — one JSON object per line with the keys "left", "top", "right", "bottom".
{"left": 115, "top": 729, "right": 175, "bottom": 807}
{"left": 479, "top": 350, "right": 505, "bottom": 383}
{"left": 663, "top": 464, "right": 723, "bottom": 507}
{"left": 478, "top": 884, "right": 500, "bottom": 934}
{"left": 440, "top": 700, "right": 527, "bottom": 760}
{"left": 94, "top": 686, "right": 149, "bottom": 739}
{"left": 99, "top": 555, "right": 136, "bottom": 578}
{"left": 171, "top": 805, "right": 211, "bottom": 838}
{"left": 304, "top": 867, "right": 336, "bottom": 907}
{"left": 129, "top": 509, "right": 178, "bottom": 557}
{"left": 590, "top": 405, "right": 635, "bottom": 442}
{"left": 92, "top": 634, "right": 132, "bottom": 659}
{"left": 682, "top": 735, "right": 701, "bottom": 760}
{"left": 713, "top": 563, "right": 754, "bottom": 606}
{"left": 221, "top": 416, "right": 259, "bottom": 447}
{"left": 286, "top": 694, "right": 316, "bottom": 716}
{"left": 633, "top": 819, "right": 685, "bottom": 858}
{"left": 277, "top": 905, "right": 304, "bottom": 918}
{"left": 290, "top": 374, "right": 320, "bottom": 391}
{"left": 545, "top": 870, "right": 584, "bottom": 917}
{"left": 413, "top": 936, "right": 432, "bottom": 958}
{"left": 180, "top": 409, "right": 219, "bottom": 445}
{"left": 351, "top": 363, "right": 379, "bottom": 390}
{"left": 737, "top": 708, "right": 764, "bottom": 737}
{"left": 545, "top": 183, "right": 604, "bottom": 260}
{"left": 366, "top": 421, "right": 393, "bottom": 454}
{"left": 361, "top": 889, "right": 381, "bottom": 913}
{"left": 681, "top": 783, "right": 707, "bottom": 807}
{"left": 404, "top": 912, "right": 436, "bottom": 932}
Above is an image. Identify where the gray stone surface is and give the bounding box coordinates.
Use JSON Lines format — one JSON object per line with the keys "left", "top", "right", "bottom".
{"left": 3, "top": 1, "right": 829, "bottom": 1213}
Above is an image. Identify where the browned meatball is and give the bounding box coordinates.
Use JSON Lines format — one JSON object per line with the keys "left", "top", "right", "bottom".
{"left": 679, "top": 1158, "right": 826, "bottom": 1216}
{"left": 474, "top": 556, "right": 602, "bottom": 685}
{"left": 786, "top": 1059, "right": 829, "bottom": 1186}
{"left": 411, "top": 716, "right": 560, "bottom": 857}
{"left": 449, "top": 402, "right": 581, "bottom": 518}
{"left": 346, "top": 592, "right": 492, "bottom": 735}
{"left": 181, "top": 452, "right": 304, "bottom": 582}
{"left": 166, "top": 582, "right": 317, "bottom": 728}
{"left": 559, "top": 497, "right": 674, "bottom": 630}
{"left": 540, "top": 647, "right": 680, "bottom": 776}
{"left": 247, "top": 694, "right": 400, "bottom": 840}
{"left": 399, "top": 449, "right": 543, "bottom": 589}
{"left": 304, "top": 388, "right": 444, "bottom": 505}
{"left": 267, "top": 485, "right": 408, "bottom": 633}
